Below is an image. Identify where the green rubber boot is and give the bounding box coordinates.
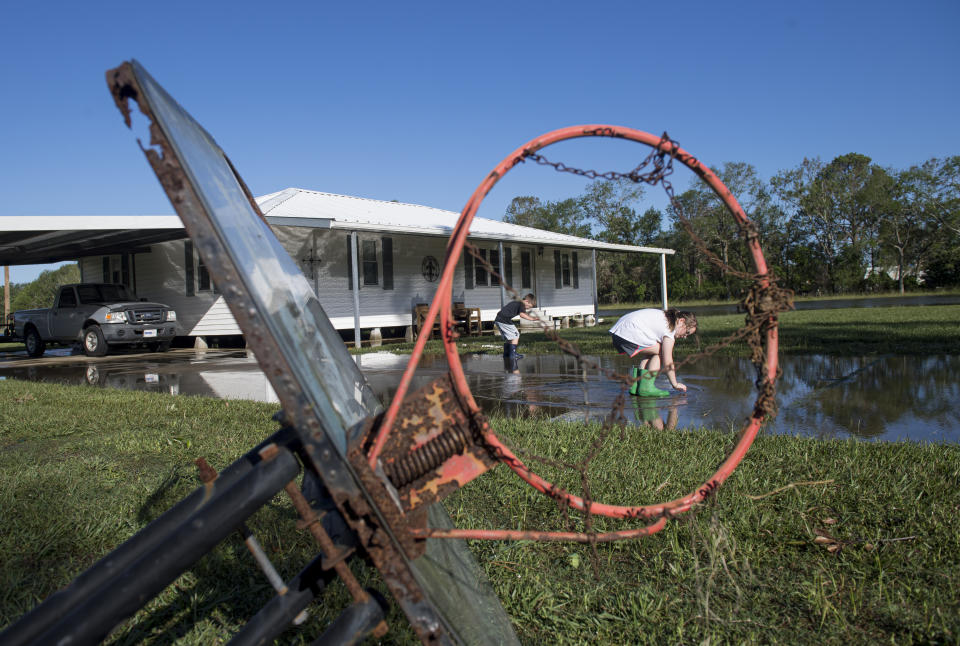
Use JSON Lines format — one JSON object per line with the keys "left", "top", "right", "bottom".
{"left": 637, "top": 368, "right": 670, "bottom": 397}
{"left": 629, "top": 367, "right": 641, "bottom": 395}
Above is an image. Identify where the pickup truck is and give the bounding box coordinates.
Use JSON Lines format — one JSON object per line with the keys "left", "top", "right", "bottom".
{"left": 13, "top": 283, "right": 178, "bottom": 358}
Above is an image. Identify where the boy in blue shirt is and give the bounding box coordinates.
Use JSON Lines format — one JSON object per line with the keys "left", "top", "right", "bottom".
{"left": 494, "top": 293, "right": 537, "bottom": 359}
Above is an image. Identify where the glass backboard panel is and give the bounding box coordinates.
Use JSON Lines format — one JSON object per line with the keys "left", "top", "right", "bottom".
{"left": 130, "top": 60, "right": 379, "bottom": 453}
{"left": 119, "top": 60, "right": 517, "bottom": 646}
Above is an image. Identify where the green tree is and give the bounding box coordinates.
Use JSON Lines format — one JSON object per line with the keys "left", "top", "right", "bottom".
{"left": 9, "top": 264, "right": 80, "bottom": 311}
{"left": 503, "top": 195, "right": 590, "bottom": 237}
{"left": 903, "top": 156, "right": 960, "bottom": 288}
{"left": 771, "top": 154, "right": 892, "bottom": 294}
{"left": 879, "top": 165, "right": 941, "bottom": 293}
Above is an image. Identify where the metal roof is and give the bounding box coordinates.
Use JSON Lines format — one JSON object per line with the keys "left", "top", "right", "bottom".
{"left": 258, "top": 188, "right": 675, "bottom": 254}
{"left": 0, "top": 189, "right": 674, "bottom": 266}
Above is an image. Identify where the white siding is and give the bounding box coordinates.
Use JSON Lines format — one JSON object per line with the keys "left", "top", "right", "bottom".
{"left": 77, "top": 231, "right": 596, "bottom": 336}
{"left": 534, "top": 246, "right": 595, "bottom": 319}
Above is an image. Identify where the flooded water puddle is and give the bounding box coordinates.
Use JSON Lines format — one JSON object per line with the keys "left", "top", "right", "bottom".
{"left": 362, "top": 353, "right": 960, "bottom": 443}
{"left": 0, "top": 349, "right": 280, "bottom": 402}
{"left": 2, "top": 349, "right": 957, "bottom": 443}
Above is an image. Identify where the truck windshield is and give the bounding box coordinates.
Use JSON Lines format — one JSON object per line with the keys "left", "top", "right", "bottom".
{"left": 76, "top": 284, "right": 134, "bottom": 304}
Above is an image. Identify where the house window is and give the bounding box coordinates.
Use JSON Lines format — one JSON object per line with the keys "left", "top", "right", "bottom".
{"left": 521, "top": 250, "right": 532, "bottom": 289}
{"left": 347, "top": 235, "right": 392, "bottom": 290}
{"left": 198, "top": 256, "right": 211, "bottom": 291}
{"left": 362, "top": 240, "right": 378, "bottom": 286}
{"left": 474, "top": 248, "right": 488, "bottom": 287}
{"left": 101, "top": 254, "right": 131, "bottom": 288}
{"left": 184, "top": 241, "right": 215, "bottom": 295}
{"left": 554, "top": 250, "right": 576, "bottom": 288}
{"left": 466, "top": 247, "right": 502, "bottom": 288}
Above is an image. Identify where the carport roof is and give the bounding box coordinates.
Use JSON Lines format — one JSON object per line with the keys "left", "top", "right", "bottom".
{"left": 0, "top": 216, "right": 188, "bottom": 265}
{"left": 1, "top": 188, "right": 675, "bottom": 265}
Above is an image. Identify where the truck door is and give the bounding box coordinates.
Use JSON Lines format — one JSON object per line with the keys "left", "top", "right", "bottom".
{"left": 51, "top": 287, "right": 82, "bottom": 341}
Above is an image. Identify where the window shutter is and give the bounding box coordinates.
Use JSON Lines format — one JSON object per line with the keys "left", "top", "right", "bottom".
{"left": 554, "top": 250, "right": 562, "bottom": 289}
{"left": 346, "top": 234, "right": 353, "bottom": 290}
{"left": 102, "top": 256, "right": 110, "bottom": 283}
{"left": 464, "top": 251, "right": 474, "bottom": 289}
{"left": 184, "top": 241, "right": 195, "bottom": 297}
{"left": 121, "top": 254, "right": 130, "bottom": 288}
{"left": 504, "top": 247, "right": 513, "bottom": 287}
{"left": 475, "top": 248, "right": 488, "bottom": 287}
{"left": 572, "top": 251, "right": 579, "bottom": 288}
{"left": 382, "top": 237, "right": 393, "bottom": 290}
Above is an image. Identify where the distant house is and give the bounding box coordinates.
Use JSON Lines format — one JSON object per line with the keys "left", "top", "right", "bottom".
{"left": 863, "top": 265, "right": 925, "bottom": 284}
{"left": 2, "top": 188, "right": 675, "bottom": 342}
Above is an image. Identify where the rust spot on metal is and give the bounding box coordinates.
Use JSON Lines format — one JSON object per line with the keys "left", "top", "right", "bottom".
{"left": 258, "top": 443, "right": 280, "bottom": 462}
{"left": 358, "top": 374, "right": 497, "bottom": 514}
{"left": 283, "top": 482, "right": 370, "bottom": 606}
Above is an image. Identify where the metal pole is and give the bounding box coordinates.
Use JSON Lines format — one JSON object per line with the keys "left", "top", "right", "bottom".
{"left": 498, "top": 241, "right": 506, "bottom": 307}
{"left": 0, "top": 428, "right": 295, "bottom": 646}
{"left": 350, "top": 231, "right": 361, "bottom": 349}
{"left": 312, "top": 229, "right": 319, "bottom": 296}
{"left": 28, "top": 448, "right": 300, "bottom": 646}
{"left": 591, "top": 249, "right": 598, "bottom": 319}
{"left": 660, "top": 253, "right": 668, "bottom": 310}
{"left": 228, "top": 556, "right": 334, "bottom": 646}
{"left": 4, "top": 266, "right": 9, "bottom": 323}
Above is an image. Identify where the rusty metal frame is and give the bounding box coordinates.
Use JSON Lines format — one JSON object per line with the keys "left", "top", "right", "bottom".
{"left": 103, "top": 60, "right": 499, "bottom": 645}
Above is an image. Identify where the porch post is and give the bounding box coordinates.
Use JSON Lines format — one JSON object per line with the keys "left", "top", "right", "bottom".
{"left": 498, "top": 241, "right": 506, "bottom": 307}
{"left": 591, "top": 249, "right": 598, "bottom": 317}
{"left": 351, "top": 231, "right": 361, "bottom": 348}
{"left": 660, "top": 253, "right": 668, "bottom": 310}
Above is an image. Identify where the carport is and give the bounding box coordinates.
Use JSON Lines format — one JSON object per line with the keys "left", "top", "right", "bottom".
{"left": 0, "top": 215, "right": 186, "bottom": 266}
{"left": 1, "top": 215, "right": 187, "bottom": 328}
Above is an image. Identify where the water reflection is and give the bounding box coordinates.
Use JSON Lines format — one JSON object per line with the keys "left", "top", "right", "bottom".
{"left": 1, "top": 349, "right": 957, "bottom": 444}
{"left": 361, "top": 352, "right": 960, "bottom": 443}
{"left": 0, "top": 350, "right": 278, "bottom": 403}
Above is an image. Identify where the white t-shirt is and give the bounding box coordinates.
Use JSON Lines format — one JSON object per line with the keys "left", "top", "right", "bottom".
{"left": 609, "top": 309, "right": 674, "bottom": 348}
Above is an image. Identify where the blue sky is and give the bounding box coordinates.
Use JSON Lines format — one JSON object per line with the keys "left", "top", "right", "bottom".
{"left": 2, "top": 0, "right": 957, "bottom": 283}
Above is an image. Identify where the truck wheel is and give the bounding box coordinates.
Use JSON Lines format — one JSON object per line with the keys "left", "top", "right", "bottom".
{"left": 83, "top": 325, "right": 109, "bottom": 357}
{"left": 24, "top": 328, "right": 46, "bottom": 358}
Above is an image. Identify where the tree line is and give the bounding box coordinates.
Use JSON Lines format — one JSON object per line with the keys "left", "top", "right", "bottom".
{"left": 504, "top": 154, "right": 960, "bottom": 303}
{"left": 4, "top": 264, "right": 80, "bottom": 315}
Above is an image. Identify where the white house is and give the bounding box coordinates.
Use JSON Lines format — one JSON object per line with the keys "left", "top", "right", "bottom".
{"left": 2, "top": 188, "right": 675, "bottom": 343}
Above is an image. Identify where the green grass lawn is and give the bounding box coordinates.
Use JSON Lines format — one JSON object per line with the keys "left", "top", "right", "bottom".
{"left": 361, "top": 303, "right": 960, "bottom": 358}
{"left": 1, "top": 380, "right": 957, "bottom": 644}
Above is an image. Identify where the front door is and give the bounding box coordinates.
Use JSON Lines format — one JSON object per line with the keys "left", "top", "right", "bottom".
{"left": 51, "top": 287, "right": 83, "bottom": 340}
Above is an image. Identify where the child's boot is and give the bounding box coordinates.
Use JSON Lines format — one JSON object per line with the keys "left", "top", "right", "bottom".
{"left": 629, "top": 367, "right": 641, "bottom": 395}
{"left": 503, "top": 342, "right": 512, "bottom": 358}
{"left": 637, "top": 369, "right": 670, "bottom": 397}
